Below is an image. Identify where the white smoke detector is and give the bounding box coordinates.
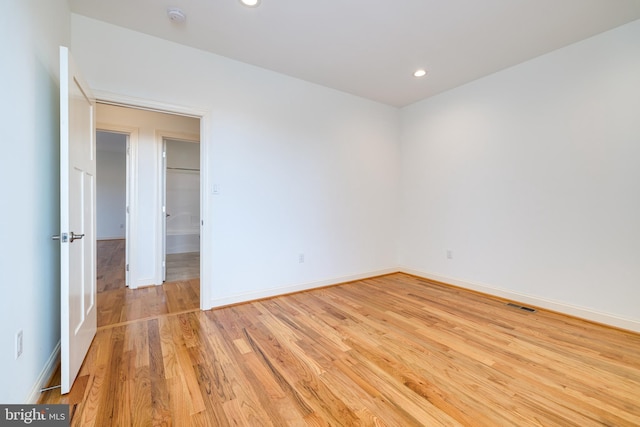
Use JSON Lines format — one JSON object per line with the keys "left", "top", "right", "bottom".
{"left": 167, "top": 8, "right": 187, "bottom": 23}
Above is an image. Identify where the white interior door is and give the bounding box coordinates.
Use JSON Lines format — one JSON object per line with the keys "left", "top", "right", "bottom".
{"left": 58, "top": 46, "right": 97, "bottom": 394}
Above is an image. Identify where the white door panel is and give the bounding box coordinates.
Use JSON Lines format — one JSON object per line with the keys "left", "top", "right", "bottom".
{"left": 59, "top": 46, "right": 97, "bottom": 395}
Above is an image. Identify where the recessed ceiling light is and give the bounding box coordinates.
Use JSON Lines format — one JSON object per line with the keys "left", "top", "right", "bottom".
{"left": 413, "top": 69, "right": 428, "bottom": 78}
{"left": 240, "top": 0, "right": 261, "bottom": 7}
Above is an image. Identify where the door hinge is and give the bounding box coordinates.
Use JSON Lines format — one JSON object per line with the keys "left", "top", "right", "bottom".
{"left": 162, "top": 151, "right": 166, "bottom": 158}
{"left": 126, "top": 206, "right": 130, "bottom": 214}
{"left": 126, "top": 264, "right": 129, "bottom": 272}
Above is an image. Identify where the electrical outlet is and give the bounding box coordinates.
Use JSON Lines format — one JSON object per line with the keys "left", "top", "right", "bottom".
{"left": 299, "top": 253, "right": 305, "bottom": 263}
{"left": 15, "top": 330, "right": 23, "bottom": 359}
{"left": 447, "top": 250, "right": 453, "bottom": 260}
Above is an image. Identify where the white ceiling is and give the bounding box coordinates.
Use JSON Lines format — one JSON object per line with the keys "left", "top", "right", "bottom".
{"left": 69, "top": 0, "right": 640, "bottom": 107}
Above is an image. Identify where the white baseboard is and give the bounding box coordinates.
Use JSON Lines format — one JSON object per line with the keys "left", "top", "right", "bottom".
{"left": 400, "top": 267, "right": 640, "bottom": 333}
{"left": 27, "top": 341, "right": 60, "bottom": 404}
{"left": 209, "top": 268, "right": 397, "bottom": 309}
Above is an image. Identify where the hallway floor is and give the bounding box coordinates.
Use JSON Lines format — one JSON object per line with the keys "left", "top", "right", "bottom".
{"left": 96, "top": 239, "right": 200, "bottom": 328}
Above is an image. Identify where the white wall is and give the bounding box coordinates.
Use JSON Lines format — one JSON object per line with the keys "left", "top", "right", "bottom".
{"left": 399, "top": 20, "right": 640, "bottom": 330}
{"left": 97, "top": 104, "right": 200, "bottom": 287}
{"left": 96, "top": 134, "right": 127, "bottom": 240}
{"left": 0, "top": 0, "right": 69, "bottom": 403}
{"left": 72, "top": 14, "right": 400, "bottom": 306}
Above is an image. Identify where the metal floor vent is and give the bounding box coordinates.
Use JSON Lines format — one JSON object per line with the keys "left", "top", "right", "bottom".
{"left": 506, "top": 302, "right": 536, "bottom": 312}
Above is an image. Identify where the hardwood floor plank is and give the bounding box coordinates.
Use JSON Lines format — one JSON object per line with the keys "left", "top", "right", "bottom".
{"left": 161, "top": 316, "right": 207, "bottom": 415}
{"left": 243, "top": 352, "right": 309, "bottom": 425}
{"left": 242, "top": 325, "right": 316, "bottom": 418}
{"left": 148, "top": 319, "right": 172, "bottom": 426}
{"left": 130, "top": 366, "right": 152, "bottom": 427}
{"left": 96, "top": 239, "right": 126, "bottom": 292}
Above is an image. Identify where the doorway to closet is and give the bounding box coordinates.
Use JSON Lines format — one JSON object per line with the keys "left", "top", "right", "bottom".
{"left": 163, "top": 137, "right": 201, "bottom": 283}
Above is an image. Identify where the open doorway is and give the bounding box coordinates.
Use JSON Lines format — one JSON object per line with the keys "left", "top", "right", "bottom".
{"left": 95, "top": 103, "right": 202, "bottom": 327}
{"left": 163, "top": 137, "right": 200, "bottom": 283}
{"left": 96, "top": 131, "right": 128, "bottom": 292}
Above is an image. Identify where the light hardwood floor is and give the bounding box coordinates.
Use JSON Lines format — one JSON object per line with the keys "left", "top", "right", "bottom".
{"left": 97, "top": 239, "right": 200, "bottom": 291}
{"left": 96, "top": 239, "right": 200, "bottom": 327}
{"left": 40, "top": 273, "right": 640, "bottom": 425}
{"left": 97, "top": 278, "right": 200, "bottom": 327}
{"left": 166, "top": 251, "right": 200, "bottom": 283}
{"left": 97, "top": 239, "right": 126, "bottom": 293}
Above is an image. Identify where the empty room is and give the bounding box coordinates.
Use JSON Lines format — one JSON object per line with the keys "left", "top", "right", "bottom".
{"left": 2, "top": 0, "right": 640, "bottom": 425}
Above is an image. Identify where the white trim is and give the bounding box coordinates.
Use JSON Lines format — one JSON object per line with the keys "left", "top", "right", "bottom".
{"left": 93, "top": 90, "right": 206, "bottom": 118}
{"left": 198, "top": 112, "right": 211, "bottom": 310}
{"left": 27, "top": 342, "right": 61, "bottom": 404}
{"left": 400, "top": 267, "right": 640, "bottom": 333}
{"left": 209, "top": 268, "right": 397, "bottom": 308}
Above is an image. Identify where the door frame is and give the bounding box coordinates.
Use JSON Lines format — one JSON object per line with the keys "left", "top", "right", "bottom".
{"left": 94, "top": 91, "right": 211, "bottom": 310}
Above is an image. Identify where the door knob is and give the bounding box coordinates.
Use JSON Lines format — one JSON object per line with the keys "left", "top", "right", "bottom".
{"left": 70, "top": 232, "right": 85, "bottom": 243}
{"left": 52, "top": 232, "right": 83, "bottom": 243}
